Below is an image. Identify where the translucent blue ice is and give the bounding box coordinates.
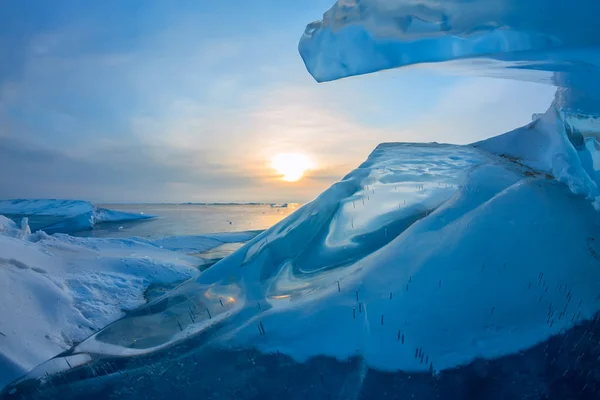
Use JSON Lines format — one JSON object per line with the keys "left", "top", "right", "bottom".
{"left": 299, "top": 0, "right": 600, "bottom": 92}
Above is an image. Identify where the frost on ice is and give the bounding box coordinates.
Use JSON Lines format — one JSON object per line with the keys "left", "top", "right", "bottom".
{"left": 3, "top": 0, "right": 600, "bottom": 399}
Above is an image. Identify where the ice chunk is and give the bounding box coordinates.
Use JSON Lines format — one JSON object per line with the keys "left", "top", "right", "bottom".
{"left": 0, "top": 200, "right": 154, "bottom": 234}
{"left": 19, "top": 218, "right": 31, "bottom": 236}
{"left": 299, "top": 0, "right": 600, "bottom": 208}
{"left": 6, "top": 143, "right": 600, "bottom": 399}
{"left": 299, "top": 0, "right": 600, "bottom": 86}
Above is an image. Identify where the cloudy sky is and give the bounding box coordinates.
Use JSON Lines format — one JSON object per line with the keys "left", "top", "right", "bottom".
{"left": 0, "top": 0, "right": 556, "bottom": 203}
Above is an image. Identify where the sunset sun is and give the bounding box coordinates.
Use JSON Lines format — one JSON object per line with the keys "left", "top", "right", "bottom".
{"left": 271, "top": 153, "right": 314, "bottom": 182}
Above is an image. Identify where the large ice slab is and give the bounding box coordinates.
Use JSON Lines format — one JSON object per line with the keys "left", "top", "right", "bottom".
{"left": 5, "top": 143, "right": 600, "bottom": 399}
{"left": 0, "top": 200, "right": 154, "bottom": 234}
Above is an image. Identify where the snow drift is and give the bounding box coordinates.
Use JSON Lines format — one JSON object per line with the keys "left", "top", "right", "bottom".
{"left": 0, "top": 200, "right": 154, "bottom": 234}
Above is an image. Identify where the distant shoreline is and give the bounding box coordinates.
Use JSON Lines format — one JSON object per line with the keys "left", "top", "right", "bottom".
{"left": 98, "top": 202, "right": 302, "bottom": 207}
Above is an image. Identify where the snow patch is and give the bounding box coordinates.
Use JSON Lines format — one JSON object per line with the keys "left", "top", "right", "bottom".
{"left": 0, "top": 223, "right": 257, "bottom": 388}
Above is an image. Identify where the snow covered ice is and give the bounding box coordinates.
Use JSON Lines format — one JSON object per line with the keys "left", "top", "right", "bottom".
{"left": 0, "top": 216, "right": 258, "bottom": 389}
{"left": 4, "top": 0, "right": 600, "bottom": 399}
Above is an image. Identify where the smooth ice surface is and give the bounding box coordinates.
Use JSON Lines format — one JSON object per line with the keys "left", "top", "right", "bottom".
{"left": 0, "top": 200, "right": 154, "bottom": 234}
{"left": 0, "top": 220, "right": 258, "bottom": 389}
{"left": 151, "top": 232, "right": 259, "bottom": 254}
{"left": 7, "top": 143, "right": 600, "bottom": 397}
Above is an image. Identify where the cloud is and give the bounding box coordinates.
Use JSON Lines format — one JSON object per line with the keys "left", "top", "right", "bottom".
{"left": 0, "top": 136, "right": 264, "bottom": 203}
{"left": 0, "top": 2, "right": 557, "bottom": 204}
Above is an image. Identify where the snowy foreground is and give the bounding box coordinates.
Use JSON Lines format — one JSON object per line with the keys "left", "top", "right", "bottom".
{"left": 0, "top": 200, "right": 154, "bottom": 234}
{"left": 3, "top": 142, "right": 600, "bottom": 399}
{"left": 0, "top": 218, "right": 257, "bottom": 389}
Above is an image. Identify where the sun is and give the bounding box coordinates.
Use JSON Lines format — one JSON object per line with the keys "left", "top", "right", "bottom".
{"left": 271, "top": 153, "right": 314, "bottom": 182}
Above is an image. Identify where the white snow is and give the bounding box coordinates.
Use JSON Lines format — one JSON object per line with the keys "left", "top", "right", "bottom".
{"left": 0, "top": 220, "right": 257, "bottom": 388}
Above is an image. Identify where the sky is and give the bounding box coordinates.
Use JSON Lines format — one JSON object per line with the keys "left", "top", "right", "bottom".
{"left": 0, "top": 0, "right": 557, "bottom": 203}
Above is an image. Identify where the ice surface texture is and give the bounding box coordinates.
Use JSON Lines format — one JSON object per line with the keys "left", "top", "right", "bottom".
{"left": 0, "top": 200, "right": 154, "bottom": 234}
